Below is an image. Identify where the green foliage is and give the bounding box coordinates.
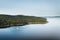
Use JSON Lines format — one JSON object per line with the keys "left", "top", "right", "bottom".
{"left": 0, "top": 14, "right": 47, "bottom": 27}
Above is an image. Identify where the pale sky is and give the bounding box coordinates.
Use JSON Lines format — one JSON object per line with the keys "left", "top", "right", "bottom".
{"left": 0, "top": 0, "right": 60, "bottom": 16}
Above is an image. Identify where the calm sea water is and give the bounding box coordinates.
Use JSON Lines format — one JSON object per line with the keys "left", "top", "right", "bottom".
{"left": 0, "top": 18, "right": 60, "bottom": 39}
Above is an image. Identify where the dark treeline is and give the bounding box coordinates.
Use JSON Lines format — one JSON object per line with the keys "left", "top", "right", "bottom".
{"left": 0, "top": 14, "right": 47, "bottom": 28}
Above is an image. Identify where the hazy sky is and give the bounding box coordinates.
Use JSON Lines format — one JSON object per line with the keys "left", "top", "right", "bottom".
{"left": 0, "top": 0, "right": 60, "bottom": 16}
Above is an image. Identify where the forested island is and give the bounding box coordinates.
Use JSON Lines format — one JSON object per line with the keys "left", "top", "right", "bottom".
{"left": 0, "top": 14, "right": 48, "bottom": 28}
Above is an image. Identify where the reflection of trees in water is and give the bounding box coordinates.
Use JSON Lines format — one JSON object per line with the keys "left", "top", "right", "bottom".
{"left": 11, "top": 27, "right": 19, "bottom": 32}
{"left": 9, "top": 27, "right": 19, "bottom": 37}
{"left": 11, "top": 26, "right": 26, "bottom": 36}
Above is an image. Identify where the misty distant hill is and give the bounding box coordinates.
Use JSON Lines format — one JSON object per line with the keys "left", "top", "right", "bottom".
{"left": 44, "top": 16, "right": 60, "bottom": 18}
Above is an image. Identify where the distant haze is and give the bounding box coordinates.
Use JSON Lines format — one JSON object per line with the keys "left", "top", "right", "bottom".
{"left": 0, "top": 0, "right": 60, "bottom": 17}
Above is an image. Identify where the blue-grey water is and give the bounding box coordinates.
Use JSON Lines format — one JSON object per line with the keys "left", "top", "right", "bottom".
{"left": 0, "top": 18, "right": 60, "bottom": 39}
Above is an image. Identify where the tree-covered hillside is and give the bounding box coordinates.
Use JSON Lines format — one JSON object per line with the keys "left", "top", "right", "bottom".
{"left": 0, "top": 14, "right": 48, "bottom": 28}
